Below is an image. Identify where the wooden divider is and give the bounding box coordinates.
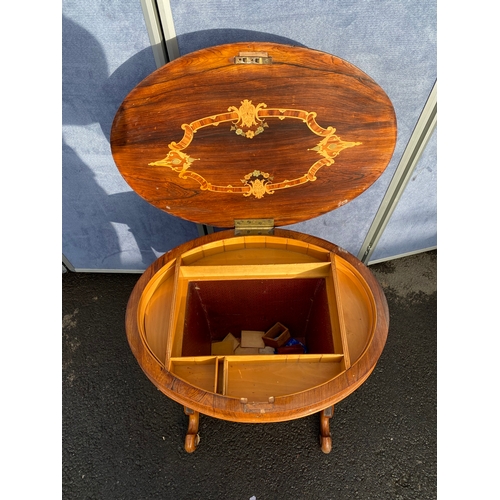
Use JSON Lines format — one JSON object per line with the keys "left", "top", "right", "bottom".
{"left": 179, "top": 262, "right": 331, "bottom": 280}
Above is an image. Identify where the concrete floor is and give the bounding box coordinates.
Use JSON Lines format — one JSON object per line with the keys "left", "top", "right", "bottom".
{"left": 62, "top": 250, "right": 437, "bottom": 499}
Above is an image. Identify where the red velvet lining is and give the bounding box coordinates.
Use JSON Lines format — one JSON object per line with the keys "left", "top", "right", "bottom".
{"left": 182, "top": 278, "right": 334, "bottom": 356}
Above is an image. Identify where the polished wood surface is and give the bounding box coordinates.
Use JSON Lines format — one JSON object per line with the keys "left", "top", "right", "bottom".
{"left": 111, "top": 42, "right": 397, "bottom": 227}
{"left": 125, "top": 229, "right": 389, "bottom": 424}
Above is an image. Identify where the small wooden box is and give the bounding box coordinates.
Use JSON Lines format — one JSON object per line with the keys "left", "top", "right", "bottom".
{"left": 110, "top": 42, "right": 396, "bottom": 454}
{"left": 263, "top": 323, "right": 290, "bottom": 348}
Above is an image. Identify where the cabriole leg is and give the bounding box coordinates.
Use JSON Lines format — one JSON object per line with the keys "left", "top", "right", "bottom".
{"left": 319, "top": 406, "right": 334, "bottom": 454}
{"left": 184, "top": 407, "right": 200, "bottom": 453}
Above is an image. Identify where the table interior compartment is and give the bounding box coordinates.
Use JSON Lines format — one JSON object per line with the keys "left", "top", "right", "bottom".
{"left": 180, "top": 277, "right": 336, "bottom": 357}
{"left": 169, "top": 357, "right": 218, "bottom": 393}
{"left": 224, "top": 354, "right": 345, "bottom": 400}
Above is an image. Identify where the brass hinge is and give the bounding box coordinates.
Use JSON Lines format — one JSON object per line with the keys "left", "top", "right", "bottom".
{"left": 234, "top": 219, "right": 274, "bottom": 235}
{"left": 233, "top": 51, "right": 272, "bottom": 65}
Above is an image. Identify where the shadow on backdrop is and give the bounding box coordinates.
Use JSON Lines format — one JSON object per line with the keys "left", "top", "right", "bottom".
{"left": 63, "top": 15, "right": 198, "bottom": 269}
{"left": 173, "top": 28, "right": 307, "bottom": 56}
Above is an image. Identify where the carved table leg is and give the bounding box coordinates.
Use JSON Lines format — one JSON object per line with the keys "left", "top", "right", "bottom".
{"left": 319, "top": 406, "right": 334, "bottom": 454}
{"left": 184, "top": 407, "right": 200, "bottom": 453}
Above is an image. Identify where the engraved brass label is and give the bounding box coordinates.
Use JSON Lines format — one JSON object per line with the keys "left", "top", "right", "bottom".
{"left": 149, "top": 100, "right": 362, "bottom": 198}
{"left": 233, "top": 51, "right": 273, "bottom": 65}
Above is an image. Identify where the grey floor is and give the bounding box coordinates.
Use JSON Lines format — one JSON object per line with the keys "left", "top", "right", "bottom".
{"left": 62, "top": 250, "right": 437, "bottom": 500}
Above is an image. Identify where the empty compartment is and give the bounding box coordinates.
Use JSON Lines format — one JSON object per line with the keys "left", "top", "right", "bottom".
{"left": 225, "top": 355, "right": 345, "bottom": 400}
{"left": 181, "top": 278, "right": 336, "bottom": 356}
{"left": 170, "top": 357, "right": 218, "bottom": 392}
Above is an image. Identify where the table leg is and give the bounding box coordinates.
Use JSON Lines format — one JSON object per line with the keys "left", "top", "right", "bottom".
{"left": 319, "top": 406, "right": 334, "bottom": 454}
{"left": 184, "top": 407, "right": 200, "bottom": 453}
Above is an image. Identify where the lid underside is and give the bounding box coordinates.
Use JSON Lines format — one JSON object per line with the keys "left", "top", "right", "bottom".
{"left": 111, "top": 42, "right": 397, "bottom": 227}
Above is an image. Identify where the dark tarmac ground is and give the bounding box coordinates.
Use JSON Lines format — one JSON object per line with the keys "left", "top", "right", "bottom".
{"left": 62, "top": 250, "right": 437, "bottom": 500}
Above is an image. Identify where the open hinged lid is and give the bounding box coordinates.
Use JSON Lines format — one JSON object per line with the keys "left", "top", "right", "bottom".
{"left": 111, "top": 42, "right": 397, "bottom": 228}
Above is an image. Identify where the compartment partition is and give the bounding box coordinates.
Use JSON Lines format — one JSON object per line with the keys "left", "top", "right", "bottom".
{"left": 224, "top": 354, "right": 345, "bottom": 400}
{"left": 170, "top": 357, "right": 218, "bottom": 393}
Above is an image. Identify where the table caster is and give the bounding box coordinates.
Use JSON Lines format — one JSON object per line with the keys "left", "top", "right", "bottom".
{"left": 319, "top": 406, "right": 334, "bottom": 454}
{"left": 184, "top": 407, "right": 200, "bottom": 453}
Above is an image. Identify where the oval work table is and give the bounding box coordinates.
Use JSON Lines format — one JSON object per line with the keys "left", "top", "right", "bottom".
{"left": 110, "top": 42, "right": 396, "bottom": 453}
